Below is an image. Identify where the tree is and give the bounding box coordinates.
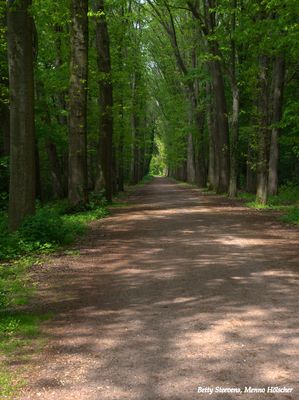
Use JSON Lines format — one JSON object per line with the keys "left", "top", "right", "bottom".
{"left": 268, "top": 56, "right": 285, "bottom": 195}
{"left": 0, "top": 3, "right": 9, "bottom": 158}
{"left": 187, "top": 0, "right": 230, "bottom": 193}
{"left": 68, "top": 0, "right": 88, "bottom": 206}
{"left": 7, "top": 0, "right": 35, "bottom": 230}
{"left": 93, "top": 0, "right": 114, "bottom": 201}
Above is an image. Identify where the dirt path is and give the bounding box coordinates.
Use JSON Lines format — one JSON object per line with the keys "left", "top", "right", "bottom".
{"left": 17, "top": 178, "right": 298, "bottom": 400}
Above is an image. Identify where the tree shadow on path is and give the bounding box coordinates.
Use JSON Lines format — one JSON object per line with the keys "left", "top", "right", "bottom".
{"left": 17, "top": 178, "right": 298, "bottom": 400}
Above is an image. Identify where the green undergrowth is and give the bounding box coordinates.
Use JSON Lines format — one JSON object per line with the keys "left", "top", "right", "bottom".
{"left": 0, "top": 194, "right": 109, "bottom": 262}
{"left": 0, "top": 311, "right": 52, "bottom": 399}
{"left": 137, "top": 174, "right": 155, "bottom": 185}
{"left": 111, "top": 174, "right": 154, "bottom": 204}
{"left": 0, "top": 193, "right": 110, "bottom": 398}
{"left": 172, "top": 179, "right": 298, "bottom": 225}
{"left": 171, "top": 178, "right": 198, "bottom": 189}
{"left": 238, "top": 184, "right": 299, "bottom": 225}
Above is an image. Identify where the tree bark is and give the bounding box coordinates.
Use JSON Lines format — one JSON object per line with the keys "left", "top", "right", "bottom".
{"left": 187, "top": 130, "right": 196, "bottom": 183}
{"left": 201, "top": 0, "right": 230, "bottom": 193}
{"left": 0, "top": 103, "right": 10, "bottom": 156}
{"left": 94, "top": 0, "right": 114, "bottom": 202}
{"left": 206, "top": 82, "right": 217, "bottom": 189}
{"left": 228, "top": 0, "right": 239, "bottom": 198}
{"left": 268, "top": 56, "right": 285, "bottom": 195}
{"left": 246, "top": 141, "right": 257, "bottom": 193}
{"left": 256, "top": 55, "right": 270, "bottom": 205}
{"left": 46, "top": 141, "right": 64, "bottom": 199}
{"left": 0, "top": 10, "right": 9, "bottom": 157}
{"left": 68, "top": 0, "right": 88, "bottom": 206}
{"left": 209, "top": 55, "right": 230, "bottom": 193}
{"left": 192, "top": 62, "right": 206, "bottom": 187}
{"left": 228, "top": 83, "right": 240, "bottom": 197}
{"left": 7, "top": 0, "right": 35, "bottom": 231}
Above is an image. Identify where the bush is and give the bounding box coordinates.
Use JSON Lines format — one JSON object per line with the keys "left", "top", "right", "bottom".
{"left": 0, "top": 198, "right": 109, "bottom": 262}
{"left": 19, "top": 208, "right": 74, "bottom": 246}
{"left": 64, "top": 191, "right": 107, "bottom": 214}
{"left": 273, "top": 183, "right": 299, "bottom": 205}
{"left": 282, "top": 207, "right": 299, "bottom": 225}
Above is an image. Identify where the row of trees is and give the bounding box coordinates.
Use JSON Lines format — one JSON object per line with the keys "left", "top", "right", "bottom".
{"left": 1, "top": 0, "right": 155, "bottom": 230}
{"left": 145, "top": 0, "right": 299, "bottom": 201}
{"left": 0, "top": 0, "right": 298, "bottom": 230}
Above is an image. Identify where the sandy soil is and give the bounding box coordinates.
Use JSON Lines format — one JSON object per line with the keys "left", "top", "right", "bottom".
{"left": 16, "top": 177, "right": 298, "bottom": 400}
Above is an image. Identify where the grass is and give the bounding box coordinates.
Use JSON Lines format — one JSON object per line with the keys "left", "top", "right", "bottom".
{"left": 237, "top": 184, "right": 299, "bottom": 225}
{"left": 0, "top": 369, "right": 24, "bottom": 399}
{"left": 0, "top": 311, "right": 52, "bottom": 399}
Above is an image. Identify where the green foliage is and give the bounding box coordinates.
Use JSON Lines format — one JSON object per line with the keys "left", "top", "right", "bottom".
{"left": 0, "top": 312, "right": 51, "bottom": 399}
{"left": 240, "top": 184, "right": 299, "bottom": 208}
{"left": 20, "top": 208, "right": 75, "bottom": 246}
{"left": 0, "top": 369, "right": 23, "bottom": 399}
{"left": 139, "top": 174, "right": 154, "bottom": 184}
{"left": 150, "top": 155, "right": 165, "bottom": 176}
{"left": 0, "top": 258, "right": 32, "bottom": 311}
{"left": 269, "top": 184, "right": 299, "bottom": 206}
{"left": 281, "top": 207, "right": 299, "bottom": 225}
{"left": 0, "top": 313, "right": 51, "bottom": 350}
{"left": 0, "top": 258, "right": 49, "bottom": 397}
{"left": 239, "top": 184, "right": 299, "bottom": 224}
{"left": 0, "top": 200, "right": 108, "bottom": 262}
{"left": 150, "top": 136, "right": 166, "bottom": 176}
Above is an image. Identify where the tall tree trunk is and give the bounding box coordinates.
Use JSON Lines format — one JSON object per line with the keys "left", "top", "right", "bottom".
{"left": 187, "top": 0, "right": 230, "bottom": 191}
{"left": 118, "top": 107, "right": 125, "bottom": 192}
{"left": 246, "top": 142, "right": 257, "bottom": 193}
{"left": 46, "top": 140, "right": 64, "bottom": 199}
{"left": 268, "top": 56, "right": 285, "bottom": 195}
{"left": 0, "top": 3, "right": 9, "bottom": 156}
{"left": 132, "top": 132, "right": 140, "bottom": 185}
{"left": 194, "top": 110, "right": 206, "bottom": 187}
{"left": 187, "top": 131, "right": 196, "bottom": 183}
{"left": 204, "top": 0, "right": 230, "bottom": 192}
{"left": 68, "top": 0, "right": 88, "bottom": 206}
{"left": 192, "top": 72, "right": 206, "bottom": 187}
{"left": 206, "top": 82, "right": 217, "bottom": 189}
{"left": 36, "top": 81, "right": 65, "bottom": 200}
{"left": 256, "top": 55, "right": 270, "bottom": 204}
{"left": 228, "top": 0, "right": 239, "bottom": 198}
{"left": 7, "top": 0, "right": 35, "bottom": 231}
{"left": 35, "top": 142, "right": 42, "bottom": 201}
{"left": 94, "top": 0, "right": 113, "bottom": 201}
{"left": 51, "top": 25, "right": 68, "bottom": 196}
{"left": 0, "top": 103, "right": 9, "bottom": 156}
{"left": 209, "top": 56, "right": 230, "bottom": 193}
{"left": 228, "top": 83, "right": 240, "bottom": 197}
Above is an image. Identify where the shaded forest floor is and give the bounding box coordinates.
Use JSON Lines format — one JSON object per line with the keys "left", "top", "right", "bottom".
{"left": 13, "top": 177, "right": 299, "bottom": 399}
